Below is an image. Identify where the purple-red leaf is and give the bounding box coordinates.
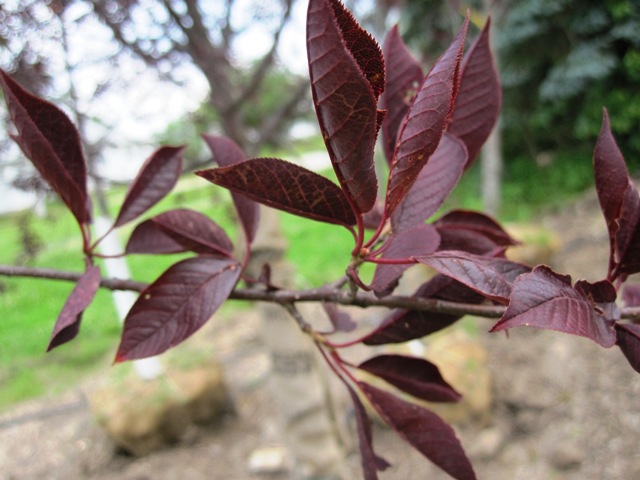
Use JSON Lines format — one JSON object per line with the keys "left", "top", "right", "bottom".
{"left": 47, "top": 265, "right": 101, "bottom": 351}
{"left": 0, "top": 69, "right": 91, "bottom": 226}
{"left": 434, "top": 210, "right": 517, "bottom": 254}
{"left": 616, "top": 323, "right": 640, "bottom": 374}
{"left": 391, "top": 133, "right": 468, "bottom": 232}
{"left": 323, "top": 302, "right": 357, "bottom": 333}
{"left": 201, "top": 134, "right": 259, "bottom": 243}
{"left": 114, "top": 146, "right": 184, "bottom": 228}
{"left": 381, "top": 25, "right": 424, "bottom": 164}
{"left": 492, "top": 266, "right": 618, "bottom": 347}
{"left": 623, "top": 285, "right": 640, "bottom": 307}
{"left": 126, "top": 219, "right": 188, "bottom": 255}
{"left": 418, "top": 251, "right": 530, "bottom": 304}
{"left": 371, "top": 224, "right": 440, "bottom": 297}
{"left": 307, "top": 0, "right": 383, "bottom": 214}
{"left": 196, "top": 158, "right": 356, "bottom": 228}
{"left": 359, "top": 382, "right": 476, "bottom": 480}
{"left": 594, "top": 109, "right": 630, "bottom": 238}
{"left": 385, "top": 15, "right": 469, "bottom": 216}
{"left": 151, "top": 208, "right": 234, "bottom": 257}
{"left": 613, "top": 182, "right": 640, "bottom": 277}
{"left": 358, "top": 354, "right": 461, "bottom": 403}
{"left": 347, "top": 385, "right": 391, "bottom": 479}
{"left": 435, "top": 210, "right": 517, "bottom": 247}
{"left": 593, "top": 109, "right": 638, "bottom": 277}
{"left": 115, "top": 256, "right": 241, "bottom": 361}
{"left": 363, "top": 275, "right": 484, "bottom": 345}
{"left": 448, "top": 19, "right": 501, "bottom": 166}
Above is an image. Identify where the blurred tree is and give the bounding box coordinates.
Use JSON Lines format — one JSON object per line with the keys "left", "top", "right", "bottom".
{"left": 88, "top": 0, "right": 307, "bottom": 156}
{"left": 498, "top": 0, "right": 640, "bottom": 164}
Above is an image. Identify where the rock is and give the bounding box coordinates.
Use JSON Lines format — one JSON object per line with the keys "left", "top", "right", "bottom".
{"left": 421, "top": 328, "right": 493, "bottom": 426}
{"left": 467, "top": 426, "right": 505, "bottom": 459}
{"left": 89, "top": 356, "right": 230, "bottom": 456}
{"left": 548, "top": 443, "right": 584, "bottom": 471}
{"left": 359, "top": 327, "right": 493, "bottom": 427}
{"left": 247, "top": 445, "right": 290, "bottom": 475}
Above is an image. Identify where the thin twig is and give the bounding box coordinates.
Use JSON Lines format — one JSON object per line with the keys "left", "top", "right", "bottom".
{"left": 4, "top": 264, "right": 640, "bottom": 320}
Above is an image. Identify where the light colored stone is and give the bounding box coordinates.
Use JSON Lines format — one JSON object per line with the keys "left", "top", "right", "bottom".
{"left": 247, "top": 445, "right": 290, "bottom": 474}
{"left": 89, "top": 356, "right": 229, "bottom": 456}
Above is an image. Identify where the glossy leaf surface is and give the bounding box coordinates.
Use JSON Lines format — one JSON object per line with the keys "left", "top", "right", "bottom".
{"left": 47, "top": 265, "right": 101, "bottom": 351}
{"left": 202, "top": 134, "right": 259, "bottom": 243}
{"left": 492, "top": 266, "right": 618, "bottom": 347}
{"left": 391, "top": 133, "right": 467, "bottom": 233}
{"left": 0, "top": 69, "right": 91, "bottom": 226}
{"left": 434, "top": 210, "right": 517, "bottom": 247}
{"left": 115, "top": 256, "right": 241, "bottom": 361}
{"left": 126, "top": 220, "right": 188, "bottom": 255}
{"left": 418, "top": 251, "right": 530, "bottom": 304}
{"left": 448, "top": 19, "right": 501, "bottom": 166}
{"left": 196, "top": 158, "right": 356, "bottom": 228}
{"left": 114, "top": 146, "right": 184, "bottom": 228}
{"left": 380, "top": 25, "right": 423, "bottom": 164}
{"left": 360, "top": 382, "right": 476, "bottom": 480}
{"left": 307, "top": 0, "right": 383, "bottom": 214}
{"left": 385, "top": 16, "right": 468, "bottom": 216}
{"left": 359, "top": 354, "right": 461, "bottom": 403}
{"left": 151, "top": 208, "right": 234, "bottom": 257}
{"left": 371, "top": 224, "right": 440, "bottom": 297}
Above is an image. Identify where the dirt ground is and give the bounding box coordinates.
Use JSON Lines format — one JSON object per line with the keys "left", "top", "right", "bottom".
{"left": 2, "top": 189, "right": 640, "bottom": 480}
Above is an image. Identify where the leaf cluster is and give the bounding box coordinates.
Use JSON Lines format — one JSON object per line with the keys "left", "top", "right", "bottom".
{"left": 1, "top": 1, "right": 640, "bottom": 478}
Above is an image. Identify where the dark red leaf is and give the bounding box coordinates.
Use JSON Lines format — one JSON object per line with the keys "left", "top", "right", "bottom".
{"left": 434, "top": 210, "right": 517, "bottom": 247}
{"left": 358, "top": 354, "right": 461, "bottom": 403}
{"left": 347, "top": 385, "right": 391, "bottom": 479}
{"left": 114, "top": 146, "right": 184, "bottom": 228}
{"left": 201, "top": 134, "right": 259, "bottom": 243}
{"left": 623, "top": 285, "right": 640, "bottom": 307}
{"left": 614, "top": 183, "right": 640, "bottom": 276}
{"left": 385, "top": 15, "right": 468, "bottom": 216}
{"left": 371, "top": 224, "right": 440, "bottom": 297}
{"left": 363, "top": 275, "right": 484, "bottom": 345}
{"left": 323, "top": 302, "right": 357, "bottom": 333}
{"left": 307, "top": 0, "right": 382, "bottom": 214}
{"left": 362, "top": 199, "right": 384, "bottom": 229}
{"left": 196, "top": 158, "right": 356, "bottom": 228}
{"left": 391, "top": 133, "right": 468, "bottom": 232}
{"left": 594, "top": 109, "right": 630, "bottom": 240}
{"left": 126, "top": 219, "right": 188, "bottom": 255}
{"left": 593, "top": 109, "right": 637, "bottom": 277}
{"left": 380, "top": 25, "right": 424, "bottom": 164}
{"left": 151, "top": 208, "right": 234, "bottom": 257}
{"left": 418, "top": 251, "right": 530, "bottom": 304}
{"left": 448, "top": 19, "right": 501, "bottom": 166}
{"left": 47, "top": 265, "right": 101, "bottom": 351}
{"left": 616, "top": 323, "right": 640, "bottom": 374}
{"left": 0, "top": 69, "right": 91, "bottom": 225}
{"left": 115, "top": 256, "right": 241, "bottom": 361}
{"left": 492, "top": 266, "right": 618, "bottom": 347}
{"left": 359, "top": 382, "right": 476, "bottom": 480}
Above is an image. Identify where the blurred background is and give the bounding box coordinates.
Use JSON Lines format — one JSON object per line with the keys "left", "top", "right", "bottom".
{"left": 0, "top": 0, "right": 638, "bottom": 419}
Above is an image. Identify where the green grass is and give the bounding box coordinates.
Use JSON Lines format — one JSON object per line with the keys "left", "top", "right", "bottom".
{"left": 443, "top": 150, "right": 596, "bottom": 222}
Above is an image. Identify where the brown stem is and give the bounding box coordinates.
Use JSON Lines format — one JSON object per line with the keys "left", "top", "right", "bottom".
{"left": 4, "top": 264, "right": 640, "bottom": 321}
